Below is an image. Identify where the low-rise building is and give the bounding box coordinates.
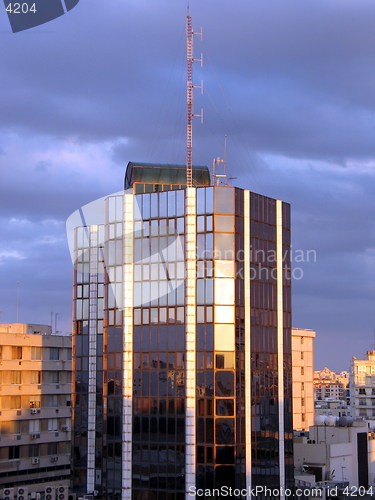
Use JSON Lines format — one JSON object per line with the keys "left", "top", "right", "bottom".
{"left": 315, "top": 399, "right": 351, "bottom": 419}
{"left": 0, "top": 323, "right": 71, "bottom": 496}
{"left": 294, "top": 420, "right": 375, "bottom": 488}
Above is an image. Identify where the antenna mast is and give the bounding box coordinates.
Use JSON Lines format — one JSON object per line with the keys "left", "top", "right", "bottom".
{"left": 186, "top": 10, "right": 203, "bottom": 187}
{"left": 212, "top": 135, "right": 228, "bottom": 186}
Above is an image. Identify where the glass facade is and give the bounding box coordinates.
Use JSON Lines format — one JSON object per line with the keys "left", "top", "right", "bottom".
{"left": 71, "top": 170, "right": 293, "bottom": 499}
{"left": 124, "top": 162, "right": 210, "bottom": 193}
{"left": 195, "top": 187, "right": 246, "bottom": 491}
{"left": 249, "top": 193, "right": 280, "bottom": 487}
{"left": 132, "top": 191, "right": 186, "bottom": 499}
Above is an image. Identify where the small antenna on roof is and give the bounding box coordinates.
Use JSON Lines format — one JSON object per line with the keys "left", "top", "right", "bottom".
{"left": 186, "top": 9, "right": 203, "bottom": 188}
{"left": 212, "top": 135, "right": 229, "bottom": 186}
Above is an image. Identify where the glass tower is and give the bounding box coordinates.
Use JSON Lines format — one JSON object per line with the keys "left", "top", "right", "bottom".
{"left": 69, "top": 162, "right": 293, "bottom": 499}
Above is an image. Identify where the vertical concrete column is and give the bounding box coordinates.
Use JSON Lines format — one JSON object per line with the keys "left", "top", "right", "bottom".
{"left": 87, "top": 225, "right": 98, "bottom": 493}
{"left": 122, "top": 194, "right": 134, "bottom": 500}
{"left": 185, "top": 187, "right": 197, "bottom": 498}
{"left": 244, "top": 191, "right": 252, "bottom": 496}
{"left": 276, "top": 200, "right": 285, "bottom": 496}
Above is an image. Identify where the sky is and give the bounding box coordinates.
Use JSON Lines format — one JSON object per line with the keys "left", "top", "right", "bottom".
{"left": 0, "top": 0, "right": 375, "bottom": 372}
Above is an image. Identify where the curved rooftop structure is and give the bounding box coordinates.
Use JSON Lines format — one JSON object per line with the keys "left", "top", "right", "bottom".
{"left": 124, "top": 161, "right": 210, "bottom": 193}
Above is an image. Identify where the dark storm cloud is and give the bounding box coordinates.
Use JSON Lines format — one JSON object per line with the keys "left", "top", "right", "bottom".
{"left": 0, "top": 216, "right": 72, "bottom": 329}
{"left": 1, "top": 0, "right": 375, "bottom": 159}
{"left": 241, "top": 156, "right": 375, "bottom": 369}
{"left": 0, "top": 0, "right": 375, "bottom": 369}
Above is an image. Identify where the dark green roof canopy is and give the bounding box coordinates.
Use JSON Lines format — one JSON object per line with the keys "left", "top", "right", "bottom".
{"left": 124, "top": 162, "right": 210, "bottom": 190}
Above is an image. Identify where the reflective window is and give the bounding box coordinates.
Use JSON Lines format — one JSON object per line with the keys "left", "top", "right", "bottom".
{"left": 215, "top": 215, "right": 234, "bottom": 232}
{"left": 216, "top": 372, "right": 234, "bottom": 397}
{"left": 215, "top": 353, "right": 235, "bottom": 369}
{"left": 215, "top": 419, "right": 234, "bottom": 444}
{"left": 214, "top": 279, "right": 235, "bottom": 305}
{"left": 215, "top": 234, "right": 234, "bottom": 260}
{"left": 215, "top": 187, "right": 234, "bottom": 214}
{"left": 216, "top": 400, "right": 234, "bottom": 416}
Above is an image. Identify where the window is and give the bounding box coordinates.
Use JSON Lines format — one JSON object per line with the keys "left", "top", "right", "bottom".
{"left": 10, "top": 396, "right": 21, "bottom": 409}
{"left": 1, "top": 420, "right": 20, "bottom": 434}
{"left": 11, "top": 371, "right": 21, "bottom": 384}
{"left": 359, "top": 388, "right": 366, "bottom": 395}
{"left": 46, "top": 395, "right": 58, "bottom": 408}
{"left": 49, "top": 348, "right": 59, "bottom": 361}
{"left": 48, "top": 442, "right": 58, "bottom": 455}
{"left": 29, "top": 398, "right": 41, "bottom": 408}
{"left": 28, "top": 444, "right": 39, "bottom": 457}
{"left": 31, "top": 347, "right": 42, "bottom": 360}
{"left": 301, "top": 367, "right": 304, "bottom": 376}
{"left": 67, "top": 349, "right": 72, "bottom": 361}
{"left": 8, "top": 446, "right": 20, "bottom": 459}
{"left": 48, "top": 419, "right": 58, "bottom": 431}
{"left": 30, "top": 371, "right": 41, "bottom": 384}
{"left": 65, "top": 372, "right": 72, "bottom": 384}
{"left": 301, "top": 351, "right": 304, "bottom": 360}
{"left": 29, "top": 420, "right": 40, "bottom": 433}
{"left": 11, "top": 346, "right": 22, "bottom": 360}
{"left": 43, "top": 372, "right": 59, "bottom": 384}
{"left": 301, "top": 337, "right": 304, "bottom": 345}
{"left": 0, "top": 346, "right": 2, "bottom": 359}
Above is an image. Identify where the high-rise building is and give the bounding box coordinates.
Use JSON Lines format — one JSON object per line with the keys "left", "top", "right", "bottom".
{"left": 69, "top": 162, "right": 293, "bottom": 499}
{"left": 291, "top": 328, "right": 316, "bottom": 432}
{"left": 351, "top": 351, "right": 375, "bottom": 420}
{"left": 0, "top": 323, "right": 71, "bottom": 496}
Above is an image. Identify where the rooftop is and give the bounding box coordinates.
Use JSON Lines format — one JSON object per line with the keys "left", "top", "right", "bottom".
{"left": 124, "top": 161, "right": 211, "bottom": 192}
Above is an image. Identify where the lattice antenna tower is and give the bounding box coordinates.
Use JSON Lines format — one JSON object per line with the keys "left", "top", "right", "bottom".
{"left": 186, "top": 8, "right": 203, "bottom": 187}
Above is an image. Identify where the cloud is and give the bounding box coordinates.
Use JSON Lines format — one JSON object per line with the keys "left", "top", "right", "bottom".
{"left": 0, "top": 250, "right": 26, "bottom": 264}
{"left": 0, "top": 0, "right": 374, "bottom": 369}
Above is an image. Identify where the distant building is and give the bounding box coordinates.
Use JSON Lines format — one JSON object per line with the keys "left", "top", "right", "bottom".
{"left": 351, "top": 351, "right": 375, "bottom": 420}
{"left": 315, "top": 399, "right": 351, "bottom": 419}
{"left": 294, "top": 420, "right": 375, "bottom": 488}
{"left": 292, "top": 328, "right": 316, "bottom": 431}
{"left": 0, "top": 323, "right": 71, "bottom": 497}
{"left": 314, "top": 367, "right": 349, "bottom": 402}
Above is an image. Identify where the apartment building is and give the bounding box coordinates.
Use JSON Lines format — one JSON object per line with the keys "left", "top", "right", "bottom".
{"left": 351, "top": 351, "right": 375, "bottom": 420}
{"left": 291, "top": 328, "right": 316, "bottom": 431}
{"left": 314, "top": 367, "right": 349, "bottom": 402}
{"left": 0, "top": 323, "right": 71, "bottom": 496}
